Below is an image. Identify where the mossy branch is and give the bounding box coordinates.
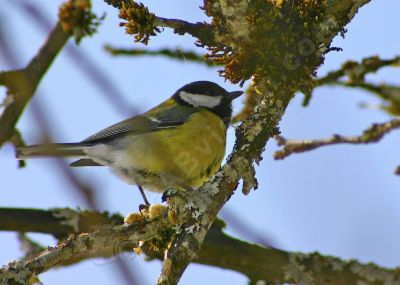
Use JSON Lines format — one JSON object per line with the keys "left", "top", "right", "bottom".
{"left": 104, "top": 0, "right": 213, "bottom": 45}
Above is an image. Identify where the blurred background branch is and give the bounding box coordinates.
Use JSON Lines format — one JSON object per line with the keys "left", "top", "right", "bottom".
{"left": 104, "top": 45, "right": 215, "bottom": 67}
{"left": 304, "top": 55, "right": 400, "bottom": 115}
{"left": 0, "top": 22, "right": 70, "bottom": 147}
{"left": 7, "top": 0, "right": 136, "bottom": 117}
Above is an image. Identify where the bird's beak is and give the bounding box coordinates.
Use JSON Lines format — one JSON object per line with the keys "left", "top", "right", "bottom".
{"left": 228, "top": 91, "right": 243, "bottom": 101}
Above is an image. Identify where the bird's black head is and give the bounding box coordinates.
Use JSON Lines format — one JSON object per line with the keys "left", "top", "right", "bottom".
{"left": 172, "top": 81, "right": 243, "bottom": 125}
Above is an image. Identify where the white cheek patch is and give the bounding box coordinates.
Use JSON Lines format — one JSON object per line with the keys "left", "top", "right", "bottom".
{"left": 179, "top": 91, "right": 222, "bottom": 108}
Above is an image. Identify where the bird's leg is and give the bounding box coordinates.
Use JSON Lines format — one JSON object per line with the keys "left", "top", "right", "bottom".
{"left": 138, "top": 184, "right": 150, "bottom": 213}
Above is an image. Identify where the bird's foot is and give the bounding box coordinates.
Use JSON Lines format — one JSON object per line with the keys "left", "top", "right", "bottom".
{"left": 139, "top": 203, "right": 150, "bottom": 215}
{"left": 124, "top": 203, "right": 169, "bottom": 224}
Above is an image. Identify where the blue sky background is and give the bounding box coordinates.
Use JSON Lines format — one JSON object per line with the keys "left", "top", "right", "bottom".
{"left": 1, "top": 1, "right": 399, "bottom": 284}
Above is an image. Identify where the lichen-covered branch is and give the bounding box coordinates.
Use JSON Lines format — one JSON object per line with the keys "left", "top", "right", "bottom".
{"left": 104, "top": 0, "right": 213, "bottom": 45}
{"left": 274, "top": 119, "right": 400, "bottom": 160}
{"left": 0, "top": 213, "right": 171, "bottom": 284}
{"left": 2, "top": 207, "right": 400, "bottom": 285}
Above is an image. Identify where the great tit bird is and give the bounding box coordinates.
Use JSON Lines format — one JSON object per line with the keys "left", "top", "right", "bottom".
{"left": 16, "top": 81, "right": 243, "bottom": 205}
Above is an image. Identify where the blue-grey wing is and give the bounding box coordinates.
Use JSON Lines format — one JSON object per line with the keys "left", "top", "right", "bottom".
{"left": 81, "top": 104, "right": 196, "bottom": 144}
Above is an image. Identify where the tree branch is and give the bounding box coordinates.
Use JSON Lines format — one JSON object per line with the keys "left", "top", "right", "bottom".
{"left": 0, "top": 212, "right": 171, "bottom": 284}
{"left": 0, "top": 207, "right": 123, "bottom": 238}
{"left": 104, "top": 45, "right": 215, "bottom": 66}
{"left": 2, "top": 207, "right": 400, "bottom": 285}
{"left": 317, "top": 55, "right": 400, "bottom": 86}
{"left": 303, "top": 55, "right": 400, "bottom": 106}
{"left": 0, "top": 0, "right": 102, "bottom": 147}
{"left": 0, "top": 22, "right": 69, "bottom": 147}
{"left": 103, "top": 0, "right": 213, "bottom": 45}
{"left": 274, "top": 119, "right": 400, "bottom": 160}
{"left": 8, "top": 0, "right": 135, "bottom": 116}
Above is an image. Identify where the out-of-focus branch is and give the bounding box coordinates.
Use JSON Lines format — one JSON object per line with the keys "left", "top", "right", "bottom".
{"left": 0, "top": 207, "right": 123, "bottom": 238}
{"left": 274, "top": 119, "right": 400, "bottom": 160}
{"left": 304, "top": 55, "right": 400, "bottom": 107}
{"left": 104, "top": 45, "right": 215, "bottom": 66}
{"left": 334, "top": 81, "right": 400, "bottom": 116}
{"left": 17, "top": 233, "right": 46, "bottom": 262}
{"left": 9, "top": 0, "right": 135, "bottom": 116}
{"left": 0, "top": 0, "right": 102, "bottom": 147}
{"left": 317, "top": 55, "right": 400, "bottom": 86}
{"left": 0, "top": 22, "right": 69, "bottom": 147}
{"left": 219, "top": 208, "right": 275, "bottom": 248}
{"left": 2, "top": 207, "right": 400, "bottom": 285}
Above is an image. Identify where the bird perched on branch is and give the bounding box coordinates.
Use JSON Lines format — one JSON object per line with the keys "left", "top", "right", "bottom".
{"left": 17, "top": 81, "right": 243, "bottom": 206}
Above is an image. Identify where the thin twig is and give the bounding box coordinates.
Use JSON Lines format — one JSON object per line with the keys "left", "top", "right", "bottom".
{"left": 317, "top": 55, "right": 400, "bottom": 86}
{"left": 304, "top": 55, "right": 400, "bottom": 106}
{"left": 328, "top": 81, "right": 400, "bottom": 116}
{"left": 104, "top": 45, "right": 215, "bottom": 66}
{"left": 274, "top": 119, "right": 400, "bottom": 160}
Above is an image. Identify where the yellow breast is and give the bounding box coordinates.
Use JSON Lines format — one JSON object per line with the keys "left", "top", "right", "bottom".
{"left": 126, "top": 109, "right": 226, "bottom": 189}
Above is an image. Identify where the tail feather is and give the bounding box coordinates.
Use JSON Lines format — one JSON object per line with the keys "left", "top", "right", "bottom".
{"left": 70, "top": 159, "right": 102, "bottom": 167}
{"left": 16, "top": 143, "right": 91, "bottom": 159}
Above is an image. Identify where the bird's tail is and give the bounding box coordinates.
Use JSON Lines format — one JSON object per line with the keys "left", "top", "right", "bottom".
{"left": 16, "top": 143, "right": 91, "bottom": 159}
